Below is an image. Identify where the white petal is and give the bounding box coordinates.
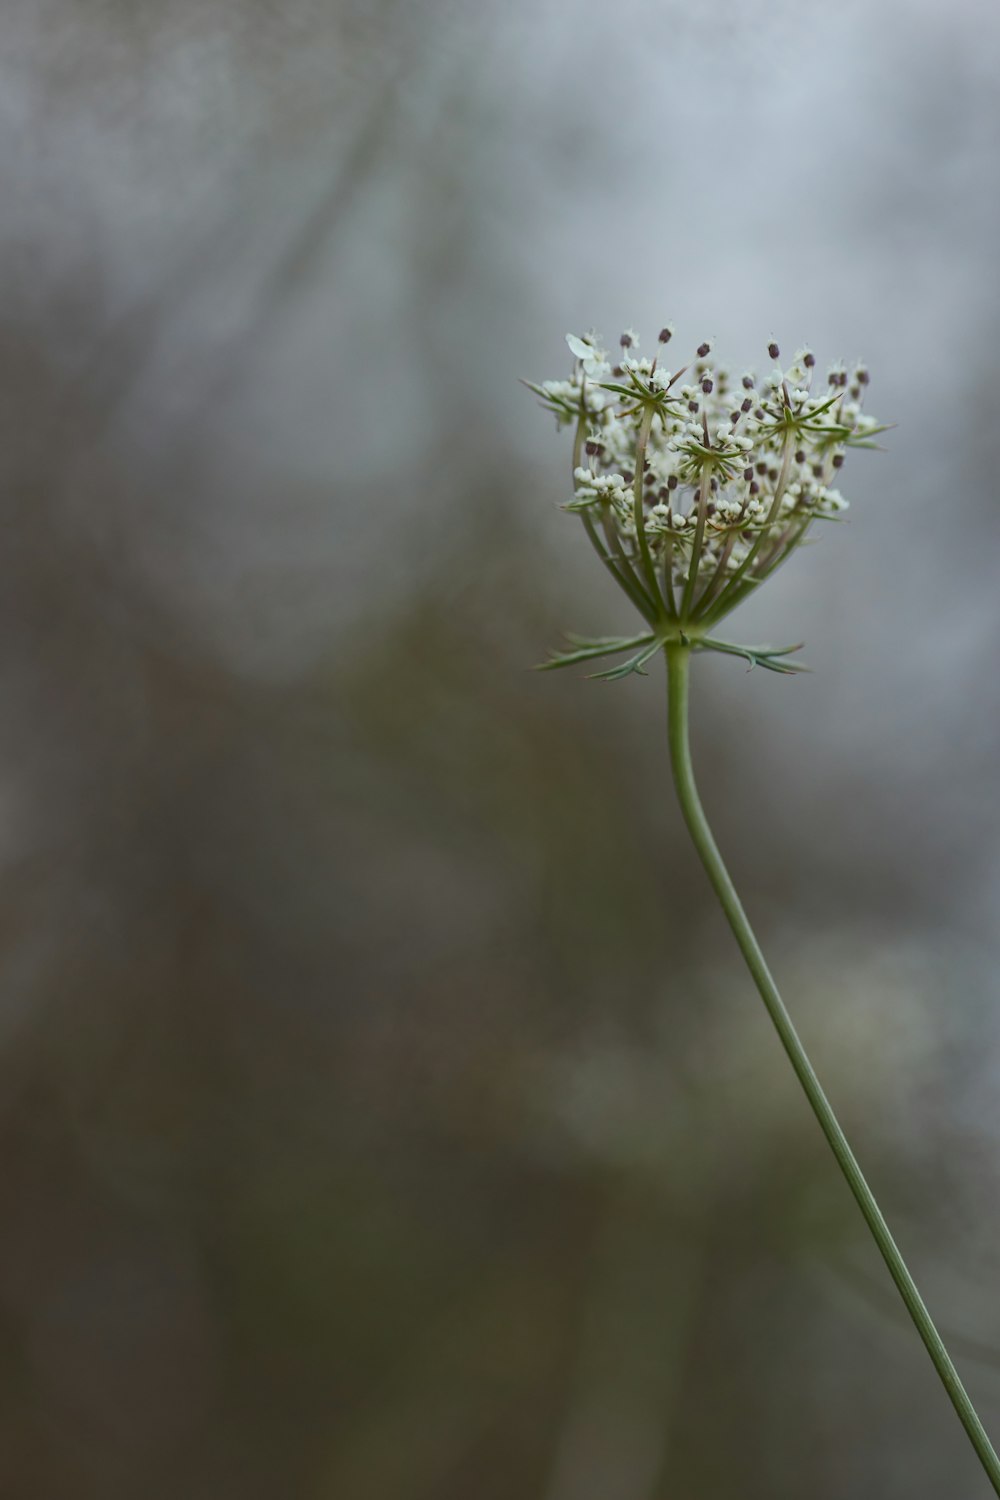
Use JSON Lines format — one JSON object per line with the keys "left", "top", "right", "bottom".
{"left": 566, "top": 333, "right": 597, "bottom": 361}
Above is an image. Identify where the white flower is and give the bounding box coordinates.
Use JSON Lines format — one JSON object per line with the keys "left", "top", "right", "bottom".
{"left": 529, "top": 328, "right": 880, "bottom": 631}
{"left": 567, "top": 466, "right": 629, "bottom": 512}
{"left": 566, "top": 333, "right": 610, "bottom": 377}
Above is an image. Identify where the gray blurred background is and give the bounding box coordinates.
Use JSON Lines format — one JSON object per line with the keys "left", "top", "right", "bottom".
{"left": 1, "top": 0, "right": 1000, "bottom": 1495}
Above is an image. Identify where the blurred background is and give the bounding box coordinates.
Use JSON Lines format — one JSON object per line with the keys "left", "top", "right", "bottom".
{"left": 1, "top": 0, "right": 1000, "bottom": 1495}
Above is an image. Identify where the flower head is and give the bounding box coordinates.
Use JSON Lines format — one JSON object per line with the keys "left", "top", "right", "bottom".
{"left": 527, "top": 328, "right": 888, "bottom": 677}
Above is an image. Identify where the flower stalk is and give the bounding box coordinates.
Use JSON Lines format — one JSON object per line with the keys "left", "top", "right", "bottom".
{"left": 665, "top": 641, "right": 1000, "bottom": 1495}
{"left": 528, "top": 325, "right": 1000, "bottom": 1490}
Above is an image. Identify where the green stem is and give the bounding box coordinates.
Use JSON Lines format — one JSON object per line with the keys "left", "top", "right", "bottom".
{"left": 679, "top": 468, "right": 710, "bottom": 624}
{"left": 664, "top": 642, "right": 1000, "bottom": 1494}
{"left": 573, "top": 394, "right": 658, "bottom": 623}
{"left": 632, "top": 406, "right": 667, "bottom": 617}
{"left": 705, "top": 430, "right": 794, "bottom": 623}
{"left": 580, "top": 511, "right": 658, "bottom": 623}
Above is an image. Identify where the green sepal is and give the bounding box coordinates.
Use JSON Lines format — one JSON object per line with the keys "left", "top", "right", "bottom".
{"left": 597, "top": 382, "right": 645, "bottom": 399}
{"left": 844, "top": 421, "right": 895, "bottom": 448}
{"left": 586, "top": 638, "right": 663, "bottom": 681}
{"left": 696, "top": 637, "right": 810, "bottom": 675}
{"left": 534, "top": 632, "right": 656, "bottom": 672}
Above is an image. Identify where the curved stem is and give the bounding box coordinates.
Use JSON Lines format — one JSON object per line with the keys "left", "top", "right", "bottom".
{"left": 573, "top": 393, "right": 658, "bottom": 623}
{"left": 580, "top": 511, "right": 658, "bottom": 623}
{"left": 632, "top": 407, "right": 667, "bottom": 619}
{"left": 661, "top": 534, "right": 679, "bottom": 620}
{"left": 664, "top": 642, "right": 1000, "bottom": 1494}
{"left": 705, "top": 430, "right": 793, "bottom": 624}
{"left": 691, "top": 527, "right": 736, "bottom": 619}
{"left": 679, "top": 468, "right": 710, "bottom": 624}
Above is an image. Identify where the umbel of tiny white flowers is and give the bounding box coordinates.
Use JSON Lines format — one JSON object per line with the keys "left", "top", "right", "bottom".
{"left": 525, "top": 327, "right": 887, "bottom": 679}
